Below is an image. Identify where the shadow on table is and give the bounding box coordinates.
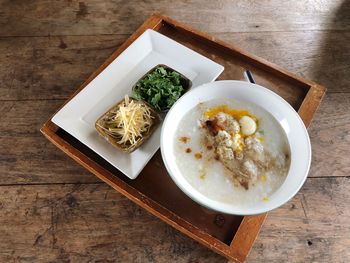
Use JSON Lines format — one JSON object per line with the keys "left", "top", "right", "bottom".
{"left": 311, "top": 0, "right": 350, "bottom": 92}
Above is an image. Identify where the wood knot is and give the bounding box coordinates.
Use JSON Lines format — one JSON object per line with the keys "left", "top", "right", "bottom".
{"left": 76, "top": 2, "right": 89, "bottom": 19}
{"left": 66, "top": 195, "right": 78, "bottom": 208}
{"left": 58, "top": 38, "right": 67, "bottom": 49}
{"left": 214, "top": 214, "right": 225, "bottom": 228}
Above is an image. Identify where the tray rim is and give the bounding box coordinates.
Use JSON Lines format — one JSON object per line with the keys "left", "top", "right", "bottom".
{"left": 40, "top": 13, "right": 326, "bottom": 263}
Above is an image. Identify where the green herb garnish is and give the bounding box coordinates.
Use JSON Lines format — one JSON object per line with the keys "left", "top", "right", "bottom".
{"left": 132, "top": 66, "right": 188, "bottom": 111}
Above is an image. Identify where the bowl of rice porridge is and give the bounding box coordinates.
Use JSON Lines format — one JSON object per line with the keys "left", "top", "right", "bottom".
{"left": 160, "top": 80, "right": 311, "bottom": 215}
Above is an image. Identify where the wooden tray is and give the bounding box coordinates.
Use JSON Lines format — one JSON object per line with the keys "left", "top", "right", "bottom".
{"left": 41, "top": 14, "right": 325, "bottom": 262}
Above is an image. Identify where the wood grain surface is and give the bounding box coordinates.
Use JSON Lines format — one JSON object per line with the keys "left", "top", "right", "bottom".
{"left": 1, "top": 0, "right": 349, "bottom": 36}
{"left": 0, "top": 178, "right": 348, "bottom": 263}
{"left": 0, "top": 0, "right": 349, "bottom": 262}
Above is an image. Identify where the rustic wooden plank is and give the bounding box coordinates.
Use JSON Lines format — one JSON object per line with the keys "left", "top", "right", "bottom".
{"left": 0, "top": 92, "right": 348, "bottom": 185}
{"left": 214, "top": 31, "right": 350, "bottom": 94}
{"left": 0, "top": 31, "right": 348, "bottom": 101}
{"left": 0, "top": 35, "right": 127, "bottom": 100}
{"left": 0, "top": 100, "right": 98, "bottom": 184}
{"left": 0, "top": 98, "right": 98, "bottom": 185}
{"left": 0, "top": 0, "right": 349, "bottom": 37}
{"left": 0, "top": 177, "right": 348, "bottom": 262}
{"left": 0, "top": 136, "right": 98, "bottom": 184}
{"left": 308, "top": 93, "right": 350, "bottom": 178}
{"left": 0, "top": 183, "right": 225, "bottom": 263}
{"left": 247, "top": 177, "right": 350, "bottom": 263}
{"left": 0, "top": 100, "right": 62, "bottom": 137}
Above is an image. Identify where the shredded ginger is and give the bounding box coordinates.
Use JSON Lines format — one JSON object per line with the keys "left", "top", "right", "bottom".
{"left": 100, "top": 95, "right": 154, "bottom": 146}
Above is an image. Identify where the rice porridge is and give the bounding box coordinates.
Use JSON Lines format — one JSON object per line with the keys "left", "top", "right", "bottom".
{"left": 174, "top": 98, "right": 290, "bottom": 206}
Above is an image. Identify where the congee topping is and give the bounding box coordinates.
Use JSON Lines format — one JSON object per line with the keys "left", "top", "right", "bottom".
{"left": 174, "top": 99, "right": 290, "bottom": 206}
{"left": 201, "top": 105, "right": 288, "bottom": 190}
{"left": 194, "top": 152, "right": 203, "bottom": 159}
{"left": 179, "top": 136, "right": 190, "bottom": 143}
{"left": 239, "top": 116, "right": 257, "bottom": 136}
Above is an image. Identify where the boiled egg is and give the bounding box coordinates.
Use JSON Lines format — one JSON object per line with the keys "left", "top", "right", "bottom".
{"left": 239, "top": 116, "right": 257, "bottom": 136}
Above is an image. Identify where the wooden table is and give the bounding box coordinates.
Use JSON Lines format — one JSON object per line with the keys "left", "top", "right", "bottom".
{"left": 1, "top": 1, "right": 349, "bottom": 262}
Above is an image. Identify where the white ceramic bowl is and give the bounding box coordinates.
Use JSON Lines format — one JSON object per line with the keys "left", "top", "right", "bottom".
{"left": 160, "top": 80, "right": 311, "bottom": 215}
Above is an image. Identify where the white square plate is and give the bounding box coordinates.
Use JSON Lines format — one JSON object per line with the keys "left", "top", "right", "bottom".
{"left": 52, "top": 29, "right": 224, "bottom": 179}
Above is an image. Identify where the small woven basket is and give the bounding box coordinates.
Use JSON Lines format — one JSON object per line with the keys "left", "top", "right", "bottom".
{"left": 95, "top": 97, "right": 160, "bottom": 153}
